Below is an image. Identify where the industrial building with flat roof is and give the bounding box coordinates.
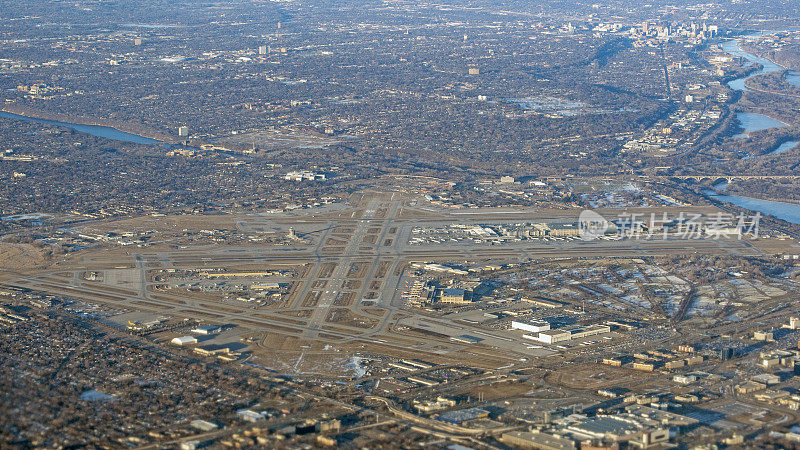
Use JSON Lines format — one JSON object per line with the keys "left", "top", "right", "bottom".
{"left": 411, "top": 262, "right": 469, "bottom": 275}
{"left": 531, "top": 324, "right": 611, "bottom": 344}
{"left": 189, "top": 419, "right": 218, "bottom": 432}
{"left": 171, "top": 336, "right": 197, "bottom": 346}
{"left": 191, "top": 325, "right": 221, "bottom": 335}
{"left": 435, "top": 407, "right": 489, "bottom": 424}
{"left": 565, "top": 415, "right": 669, "bottom": 447}
{"left": 501, "top": 431, "right": 575, "bottom": 449}
{"left": 439, "top": 288, "right": 470, "bottom": 305}
{"left": 511, "top": 319, "right": 551, "bottom": 333}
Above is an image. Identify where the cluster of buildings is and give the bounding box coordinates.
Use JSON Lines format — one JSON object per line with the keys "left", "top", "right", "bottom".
{"left": 409, "top": 222, "right": 582, "bottom": 246}
{"left": 500, "top": 404, "right": 699, "bottom": 449}
{"left": 402, "top": 379, "right": 710, "bottom": 448}
{"left": 401, "top": 274, "right": 495, "bottom": 307}
{"left": 734, "top": 343, "right": 800, "bottom": 399}
{"left": 153, "top": 267, "right": 293, "bottom": 306}
{"left": 126, "top": 317, "right": 167, "bottom": 332}
{"left": 369, "top": 359, "right": 476, "bottom": 395}
{"left": 284, "top": 170, "right": 326, "bottom": 181}
{"left": 75, "top": 229, "right": 154, "bottom": 247}
{"left": 0, "top": 305, "right": 28, "bottom": 325}
{"left": 192, "top": 343, "right": 245, "bottom": 362}
{"left": 15, "top": 83, "right": 66, "bottom": 98}
{"left": 434, "top": 407, "right": 489, "bottom": 425}
{"left": 408, "top": 262, "right": 468, "bottom": 275}
{"left": 631, "top": 21, "right": 718, "bottom": 42}
{"left": 602, "top": 345, "right": 707, "bottom": 372}
{"left": 622, "top": 107, "right": 725, "bottom": 155}
{"left": 0, "top": 149, "right": 41, "bottom": 161}
{"left": 170, "top": 323, "right": 247, "bottom": 361}
{"left": 180, "top": 415, "right": 342, "bottom": 449}
{"left": 413, "top": 396, "right": 456, "bottom": 413}
{"left": 512, "top": 319, "right": 611, "bottom": 345}
{"left": 418, "top": 177, "right": 574, "bottom": 210}
{"left": 170, "top": 323, "right": 222, "bottom": 345}
{"left": 408, "top": 214, "right": 755, "bottom": 245}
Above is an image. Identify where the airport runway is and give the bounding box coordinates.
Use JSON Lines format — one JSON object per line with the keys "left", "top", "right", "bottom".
{"left": 2, "top": 191, "right": 764, "bottom": 362}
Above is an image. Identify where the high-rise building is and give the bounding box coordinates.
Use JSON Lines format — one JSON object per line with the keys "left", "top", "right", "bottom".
{"left": 178, "top": 126, "right": 189, "bottom": 137}
{"left": 258, "top": 45, "right": 267, "bottom": 55}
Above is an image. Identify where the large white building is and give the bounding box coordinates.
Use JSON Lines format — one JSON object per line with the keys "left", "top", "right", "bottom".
{"left": 531, "top": 324, "right": 611, "bottom": 344}
{"left": 511, "top": 320, "right": 551, "bottom": 334}
{"left": 284, "top": 171, "right": 326, "bottom": 181}
{"left": 191, "top": 325, "right": 220, "bottom": 335}
{"left": 410, "top": 262, "right": 468, "bottom": 275}
{"left": 171, "top": 336, "right": 197, "bottom": 346}
{"left": 535, "top": 329, "right": 572, "bottom": 344}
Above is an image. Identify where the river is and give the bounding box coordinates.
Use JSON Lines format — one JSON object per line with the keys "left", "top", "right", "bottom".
{"left": 0, "top": 110, "right": 164, "bottom": 145}
{"left": 770, "top": 141, "right": 799, "bottom": 155}
{"left": 721, "top": 36, "right": 795, "bottom": 149}
{"left": 721, "top": 37, "right": 785, "bottom": 92}
{"left": 704, "top": 34, "right": 800, "bottom": 223}
{"left": 705, "top": 182, "right": 800, "bottom": 225}
{"left": 734, "top": 112, "right": 787, "bottom": 137}
{"left": 722, "top": 31, "right": 800, "bottom": 89}
{"left": 788, "top": 72, "right": 800, "bottom": 87}
{"left": 721, "top": 32, "right": 799, "bottom": 155}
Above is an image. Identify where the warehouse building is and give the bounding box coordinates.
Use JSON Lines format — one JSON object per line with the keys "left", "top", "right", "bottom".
{"left": 439, "top": 288, "right": 470, "bottom": 305}
{"left": 171, "top": 336, "right": 198, "bottom": 346}
{"left": 566, "top": 416, "right": 668, "bottom": 446}
{"left": 511, "top": 319, "right": 551, "bottom": 333}
{"left": 190, "top": 420, "right": 218, "bottom": 432}
{"left": 501, "top": 431, "right": 576, "bottom": 449}
{"left": 435, "top": 407, "right": 489, "bottom": 424}
{"left": 237, "top": 409, "right": 265, "bottom": 422}
{"left": 414, "top": 397, "right": 456, "bottom": 413}
{"left": 192, "top": 325, "right": 221, "bottom": 335}
{"left": 535, "top": 329, "right": 572, "bottom": 344}
{"left": 532, "top": 324, "right": 611, "bottom": 344}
